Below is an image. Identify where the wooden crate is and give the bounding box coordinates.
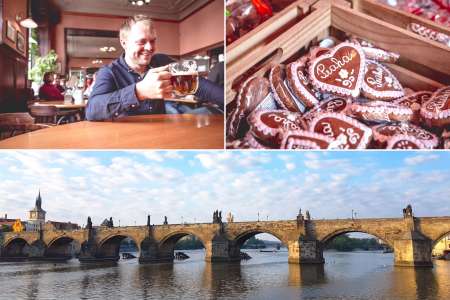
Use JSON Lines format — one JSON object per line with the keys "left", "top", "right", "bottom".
{"left": 226, "top": 0, "right": 318, "bottom": 103}
{"left": 226, "top": 0, "right": 449, "bottom": 105}
{"left": 352, "top": 0, "right": 450, "bottom": 39}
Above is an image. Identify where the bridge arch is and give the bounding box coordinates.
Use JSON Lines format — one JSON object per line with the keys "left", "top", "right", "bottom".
{"left": 431, "top": 230, "right": 450, "bottom": 249}
{"left": 45, "top": 236, "right": 82, "bottom": 259}
{"left": 97, "top": 234, "right": 141, "bottom": 260}
{"left": 320, "top": 228, "right": 393, "bottom": 249}
{"left": 2, "top": 238, "right": 30, "bottom": 258}
{"left": 233, "top": 229, "right": 288, "bottom": 248}
{"left": 158, "top": 230, "right": 207, "bottom": 260}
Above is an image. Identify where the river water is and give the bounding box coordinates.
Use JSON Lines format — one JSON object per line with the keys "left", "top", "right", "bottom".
{"left": 1, "top": 250, "right": 449, "bottom": 300}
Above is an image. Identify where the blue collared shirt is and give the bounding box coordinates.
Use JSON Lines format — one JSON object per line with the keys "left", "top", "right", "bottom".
{"left": 86, "top": 53, "right": 224, "bottom": 121}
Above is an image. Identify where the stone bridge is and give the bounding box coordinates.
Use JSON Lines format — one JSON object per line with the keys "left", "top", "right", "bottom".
{"left": 1, "top": 208, "right": 450, "bottom": 267}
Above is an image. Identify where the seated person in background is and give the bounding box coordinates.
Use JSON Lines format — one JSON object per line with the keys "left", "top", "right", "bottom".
{"left": 39, "top": 72, "right": 64, "bottom": 100}
{"left": 86, "top": 14, "right": 223, "bottom": 121}
{"left": 83, "top": 72, "right": 97, "bottom": 98}
{"left": 53, "top": 75, "right": 66, "bottom": 94}
{"left": 208, "top": 61, "right": 224, "bottom": 87}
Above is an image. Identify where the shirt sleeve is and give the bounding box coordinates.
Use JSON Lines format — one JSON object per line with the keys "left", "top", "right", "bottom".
{"left": 85, "top": 67, "right": 140, "bottom": 121}
{"left": 195, "top": 77, "right": 224, "bottom": 110}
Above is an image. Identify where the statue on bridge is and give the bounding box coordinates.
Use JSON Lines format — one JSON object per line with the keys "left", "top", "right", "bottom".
{"left": 213, "top": 210, "right": 223, "bottom": 224}
{"left": 297, "top": 209, "right": 304, "bottom": 225}
{"left": 305, "top": 210, "right": 311, "bottom": 221}
{"left": 403, "top": 204, "right": 413, "bottom": 218}
{"left": 100, "top": 218, "right": 114, "bottom": 228}
{"left": 163, "top": 216, "right": 168, "bottom": 225}
{"left": 226, "top": 212, "right": 234, "bottom": 223}
{"left": 86, "top": 217, "right": 92, "bottom": 230}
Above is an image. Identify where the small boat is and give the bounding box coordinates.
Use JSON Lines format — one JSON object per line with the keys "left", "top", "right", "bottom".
{"left": 121, "top": 252, "right": 137, "bottom": 259}
{"left": 260, "top": 249, "right": 277, "bottom": 253}
{"left": 175, "top": 252, "right": 190, "bottom": 260}
{"left": 240, "top": 252, "right": 251, "bottom": 260}
{"left": 383, "top": 247, "right": 393, "bottom": 253}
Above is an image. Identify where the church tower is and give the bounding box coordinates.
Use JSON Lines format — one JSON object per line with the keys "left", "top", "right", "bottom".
{"left": 27, "top": 190, "right": 46, "bottom": 231}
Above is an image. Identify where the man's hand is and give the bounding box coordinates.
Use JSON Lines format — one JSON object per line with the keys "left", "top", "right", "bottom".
{"left": 135, "top": 65, "right": 173, "bottom": 100}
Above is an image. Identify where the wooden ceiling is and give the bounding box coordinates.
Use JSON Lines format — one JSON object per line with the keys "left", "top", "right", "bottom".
{"left": 51, "top": 0, "right": 212, "bottom": 21}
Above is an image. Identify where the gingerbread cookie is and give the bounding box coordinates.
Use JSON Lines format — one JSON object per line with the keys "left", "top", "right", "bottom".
{"left": 269, "top": 64, "right": 305, "bottom": 112}
{"left": 350, "top": 36, "right": 399, "bottom": 63}
{"left": 280, "top": 130, "right": 334, "bottom": 149}
{"left": 362, "top": 60, "right": 404, "bottom": 100}
{"left": 285, "top": 59, "right": 320, "bottom": 110}
{"left": 244, "top": 132, "right": 272, "bottom": 149}
{"left": 302, "top": 97, "right": 351, "bottom": 125}
{"left": 394, "top": 91, "right": 432, "bottom": 124}
{"left": 372, "top": 122, "right": 439, "bottom": 149}
{"left": 248, "top": 110, "right": 306, "bottom": 147}
{"left": 386, "top": 135, "right": 427, "bottom": 149}
{"left": 420, "top": 86, "right": 450, "bottom": 128}
{"left": 309, "top": 112, "right": 372, "bottom": 149}
{"left": 361, "top": 47, "right": 400, "bottom": 64}
{"left": 227, "top": 76, "right": 271, "bottom": 139}
{"left": 309, "top": 42, "right": 366, "bottom": 98}
{"left": 350, "top": 100, "right": 413, "bottom": 123}
{"left": 408, "top": 23, "right": 450, "bottom": 47}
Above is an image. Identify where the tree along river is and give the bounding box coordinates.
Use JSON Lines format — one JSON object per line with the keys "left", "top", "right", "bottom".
{"left": 0, "top": 250, "right": 449, "bottom": 299}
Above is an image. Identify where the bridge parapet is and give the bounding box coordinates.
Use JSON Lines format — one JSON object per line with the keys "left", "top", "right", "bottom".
{"left": 2, "top": 215, "right": 450, "bottom": 267}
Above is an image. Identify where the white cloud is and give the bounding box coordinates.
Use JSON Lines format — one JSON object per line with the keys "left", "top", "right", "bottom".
{"left": 404, "top": 154, "right": 439, "bottom": 166}
{"left": 286, "top": 163, "right": 296, "bottom": 171}
{"left": 304, "top": 152, "right": 320, "bottom": 160}
{"left": 1, "top": 151, "right": 449, "bottom": 229}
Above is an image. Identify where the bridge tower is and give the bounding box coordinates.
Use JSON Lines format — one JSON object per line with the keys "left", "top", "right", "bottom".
{"left": 288, "top": 210, "right": 324, "bottom": 264}
{"left": 393, "top": 205, "right": 433, "bottom": 267}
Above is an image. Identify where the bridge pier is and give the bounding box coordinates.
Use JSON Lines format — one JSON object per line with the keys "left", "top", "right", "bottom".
{"left": 205, "top": 236, "right": 240, "bottom": 263}
{"left": 27, "top": 240, "right": 46, "bottom": 260}
{"left": 288, "top": 238, "right": 324, "bottom": 264}
{"left": 394, "top": 231, "right": 433, "bottom": 267}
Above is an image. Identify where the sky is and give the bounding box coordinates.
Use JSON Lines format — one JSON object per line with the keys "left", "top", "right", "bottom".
{"left": 0, "top": 151, "right": 449, "bottom": 229}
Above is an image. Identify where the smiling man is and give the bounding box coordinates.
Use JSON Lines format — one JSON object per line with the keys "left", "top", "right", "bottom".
{"left": 86, "top": 14, "right": 223, "bottom": 121}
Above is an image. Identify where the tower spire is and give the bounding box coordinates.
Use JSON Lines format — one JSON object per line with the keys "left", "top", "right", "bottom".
{"left": 35, "top": 189, "right": 42, "bottom": 209}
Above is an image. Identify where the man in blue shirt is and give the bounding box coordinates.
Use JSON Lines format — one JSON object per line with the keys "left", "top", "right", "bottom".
{"left": 86, "top": 14, "right": 223, "bottom": 121}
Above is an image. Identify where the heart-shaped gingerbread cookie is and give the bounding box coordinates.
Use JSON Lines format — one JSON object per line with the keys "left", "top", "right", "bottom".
{"left": 227, "top": 76, "right": 271, "bottom": 139}
{"left": 280, "top": 130, "right": 334, "bottom": 149}
{"left": 362, "top": 60, "right": 404, "bottom": 100}
{"left": 372, "top": 122, "right": 439, "bottom": 149}
{"left": 248, "top": 110, "right": 306, "bottom": 147}
{"left": 309, "top": 112, "right": 372, "bottom": 149}
{"left": 350, "top": 100, "right": 413, "bottom": 123}
{"left": 269, "top": 64, "right": 305, "bottom": 112}
{"left": 420, "top": 86, "right": 450, "bottom": 127}
{"left": 386, "top": 135, "right": 426, "bottom": 149}
{"left": 394, "top": 91, "right": 432, "bottom": 124}
{"left": 302, "top": 97, "right": 350, "bottom": 125}
{"left": 362, "top": 60, "right": 405, "bottom": 100}
{"left": 309, "top": 42, "right": 365, "bottom": 98}
{"left": 286, "top": 59, "right": 320, "bottom": 110}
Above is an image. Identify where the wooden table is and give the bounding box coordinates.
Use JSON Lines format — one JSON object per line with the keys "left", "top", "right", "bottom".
{"left": 0, "top": 114, "right": 224, "bottom": 149}
{"left": 165, "top": 97, "right": 198, "bottom": 104}
{"left": 30, "top": 100, "right": 87, "bottom": 109}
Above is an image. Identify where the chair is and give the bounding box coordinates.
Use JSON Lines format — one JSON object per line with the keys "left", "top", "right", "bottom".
{"left": 0, "top": 113, "right": 50, "bottom": 140}
{"left": 29, "top": 105, "right": 79, "bottom": 125}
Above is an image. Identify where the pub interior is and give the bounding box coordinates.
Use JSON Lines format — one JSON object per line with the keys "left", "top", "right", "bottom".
{"left": 0, "top": 0, "right": 224, "bottom": 149}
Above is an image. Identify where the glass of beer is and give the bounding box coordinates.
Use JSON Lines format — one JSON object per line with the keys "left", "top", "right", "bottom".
{"left": 169, "top": 60, "right": 199, "bottom": 96}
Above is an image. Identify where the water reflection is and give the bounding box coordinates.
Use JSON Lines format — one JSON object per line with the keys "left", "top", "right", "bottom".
{"left": 0, "top": 251, "right": 449, "bottom": 299}
{"left": 25, "top": 270, "right": 39, "bottom": 300}
{"left": 202, "top": 262, "right": 248, "bottom": 299}
{"left": 288, "top": 263, "right": 326, "bottom": 286}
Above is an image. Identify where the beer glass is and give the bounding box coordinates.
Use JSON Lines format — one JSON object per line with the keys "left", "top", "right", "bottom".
{"left": 169, "top": 60, "right": 199, "bottom": 96}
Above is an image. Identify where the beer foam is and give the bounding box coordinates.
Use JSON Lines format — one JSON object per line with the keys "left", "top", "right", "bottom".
{"left": 171, "top": 71, "right": 198, "bottom": 76}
